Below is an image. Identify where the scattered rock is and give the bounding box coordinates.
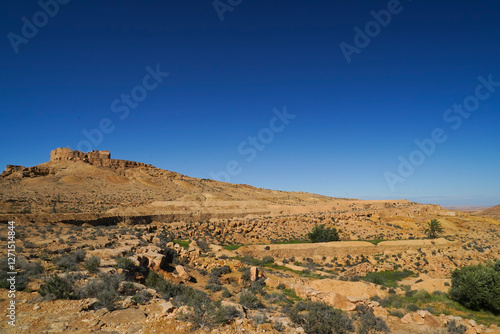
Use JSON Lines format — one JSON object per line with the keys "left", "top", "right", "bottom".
{"left": 250, "top": 267, "right": 264, "bottom": 282}
{"left": 175, "top": 265, "right": 192, "bottom": 282}
{"left": 159, "top": 301, "right": 176, "bottom": 314}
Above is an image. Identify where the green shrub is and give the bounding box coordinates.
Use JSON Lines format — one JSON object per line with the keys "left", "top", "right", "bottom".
{"left": 79, "top": 273, "right": 122, "bottom": 310}
{"left": 0, "top": 257, "right": 44, "bottom": 291}
{"left": 170, "top": 276, "right": 240, "bottom": 330}
{"left": 252, "top": 313, "right": 268, "bottom": 327}
{"left": 354, "top": 304, "right": 389, "bottom": 334}
{"left": 406, "top": 303, "right": 419, "bottom": 312}
{"left": 145, "top": 271, "right": 183, "bottom": 299}
{"left": 239, "top": 267, "right": 251, "bottom": 281}
{"left": 389, "top": 310, "right": 404, "bottom": 318}
{"left": 98, "top": 288, "right": 118, "bottom": 311}
{"left": 239, "top": 291, "right": 263, "bottom": 309}
{"left": 115, "top": 257, "right": 134, "bottom": 269}
{"left": 290, "top": 301, "right": 354, "bottom": 334}
{"left": 177, "top": 301, "right": 239, "bottom": 330}
{"left": 208, "top": 275, "right": 222, "bottom": 285}
{"left": 307, "top": 224, "right": 339, "bottom": 243}
{"left": 39, "top": 275, "right": 75, "bottom": 300}
{"left": 206, "top": 284, "right": 223, "bottom": 292}
{"left": 446, "top": 319, "right": 467, "bottom": 334}
{"left": 449, "top": 262, "right": 500, "bottom": 314}
{"left": 273, "top": 320, "right": 286, "bottom": 332}
{"left": 211, "top": 265, "right": 231, "bottom": 277}
{"left": 83, "top": 256, "right": 101, "bottom": 273}
{"left": 494, "top": 260, "right": 500, "bottom": 272}
{"left": 414, "top": 289, "right": 431, "bottom": 302}
{"left": 132, "top": 290, "right": 152, "bottom": 305}
{"left": 405, "top": 290, "right": 417, "bottom": 298}
{"left": 20, "top": 258, "right": 44, "bottom": 277}
{"left": 53, "top": 250, "right": 86, "bottom": 271}
{"left": 249, "top": 278, "right": 267, "bottom": 296}
{"left": 361, "top": 270, "right": 414, "bottom": 288}
{"left": 379, "top": 297, "right": 392, "bottom": 308}
{"left": 23, "top": 241, "right": 36, "bottom": 248}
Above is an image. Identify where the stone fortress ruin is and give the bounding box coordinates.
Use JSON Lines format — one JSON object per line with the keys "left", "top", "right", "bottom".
{"left": 50, "top": 147, "right": 150, "bottom": 168}
{"left": 1, "top": 147, "right": 151, "bottom": 178}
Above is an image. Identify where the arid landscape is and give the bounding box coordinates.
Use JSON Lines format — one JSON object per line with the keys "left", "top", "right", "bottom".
{"left": 1, "top": 148, "right": 499, "bottom": 334}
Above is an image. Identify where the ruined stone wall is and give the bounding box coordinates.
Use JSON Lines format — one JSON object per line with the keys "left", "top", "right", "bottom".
{"left": 50, "top": 147, "right": 149, "bottom": 168}
{"left": 50, "top": 147, "right": 110, "bottom": 163}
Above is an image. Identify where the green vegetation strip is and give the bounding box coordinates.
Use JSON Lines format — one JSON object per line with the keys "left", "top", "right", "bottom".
{"left": 173, "top": 240, "right": 190, "bottom": 249}
{"left": 361, "top": 270, "right": 414, "bottom": 288}
{"left": 223, "top": 244, "right": 243, "bottom": 251}
{"left": 374, "top": 290, "right": 500, "bottom": 327}
{"left": 233, "top": 256, "right": 326, "bottom": 279}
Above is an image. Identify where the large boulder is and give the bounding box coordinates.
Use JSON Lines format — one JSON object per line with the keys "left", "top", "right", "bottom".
{"left": 322, "top": 293, "right": 356, "bottom": 311}
{"left": 175, "top": 265, "right": 192, "bottom": 282}
{"left": 250, "top": 267, "right": 264, "bottom": 282}
{"left": 137, "top": 252, "right": 167, "bottom": 271}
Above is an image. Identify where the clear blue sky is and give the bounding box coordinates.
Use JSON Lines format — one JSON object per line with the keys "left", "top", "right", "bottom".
{"left": 1, "top": 1, "right": 499, "bottom": 207}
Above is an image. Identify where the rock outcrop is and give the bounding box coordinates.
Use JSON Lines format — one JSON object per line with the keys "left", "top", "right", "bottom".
{"left": 50, "top": 147, "right": 151, "bottom": 168}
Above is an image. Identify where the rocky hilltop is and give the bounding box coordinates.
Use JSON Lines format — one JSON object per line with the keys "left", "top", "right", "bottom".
{"left": 0, "top": 148, "right": 459, "bottom": 227}
{"left": 479, "top": 204, "right": 500, "bottom": 220}
{"left": 1, "top": 148, "right": 150, "bottom": 178}
{"left": 0, "top": 147, "right": 337, "bottom": 219}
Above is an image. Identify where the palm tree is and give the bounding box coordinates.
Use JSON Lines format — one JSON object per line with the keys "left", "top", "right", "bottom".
{"left": 425, "top": 219, "right": 444, "bottom": 239}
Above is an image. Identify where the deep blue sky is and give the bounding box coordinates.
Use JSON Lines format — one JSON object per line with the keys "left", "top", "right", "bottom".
{"left": 1, "top": 1, "right": 499, "bottom": 206}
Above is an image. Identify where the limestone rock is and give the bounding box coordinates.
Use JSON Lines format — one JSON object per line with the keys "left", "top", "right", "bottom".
{"left": 137, "top": 252, "right": 167, "bottom": 271}
{"left": 322, "top": 293, "right": 356, "bottom": 311}
{"left": 159, "top": 301, "right": 176, "bottom": 314}
{"left": 80, "top": 298, "right": 99, "bottom": 311}
{"left": 250, "top": 267, "right": 264, "bottom": 282}
{"left": 175, "top": 265, "right": 192, "bottom": 282}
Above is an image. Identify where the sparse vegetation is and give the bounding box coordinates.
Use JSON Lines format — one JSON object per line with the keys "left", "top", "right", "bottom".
{"left": 115, "top": 257, "right": 134, "bottom": 269}
{"left": 224, "top": 244, "right": 243, "bottom": 251}
{"left": 79, "top": 273, "right": 123, "bottom": 310}
{"left": 53, "top": 250, "right": 86, "bottom": 271}
{"left": 0, "top": 257, "right": 44, "bottom": 290}
{"left": 83, "top": 256, "right": 101, "bottom": 273}
{"left": 354, "top": 304, "right": 389, "bottom": 334}
{"left": 361, "top": 270, "right": 414, "bottom": 288}
{"left": 289, "top": 300, "right": 354, "bottom": 334}
{"left": 39, "top": 275, "right": 75, "bottom": 300}
{"left": 447, "top": 319, "right": 467, "bottom": 334}
{"left": 239, "top": 290, "right": 263, "bottom": 309}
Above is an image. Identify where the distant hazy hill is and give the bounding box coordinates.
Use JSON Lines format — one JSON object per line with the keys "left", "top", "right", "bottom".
{"left": 481, "top": 204, "right": 500, "bottom": 220}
